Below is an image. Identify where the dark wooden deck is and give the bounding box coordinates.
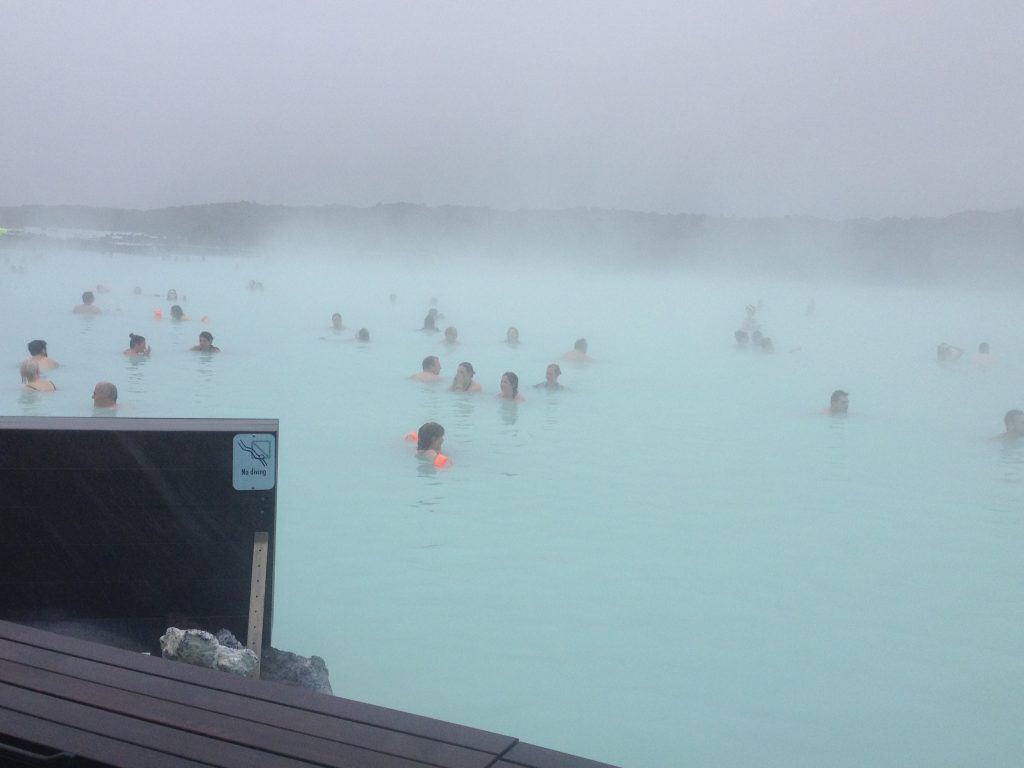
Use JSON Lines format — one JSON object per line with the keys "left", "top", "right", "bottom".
{"left": 0, "top": 620, "right": 619, "bottom": 768}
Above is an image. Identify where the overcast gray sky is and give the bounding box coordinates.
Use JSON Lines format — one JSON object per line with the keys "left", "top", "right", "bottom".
{"left": 3, "top": 0, "right": 1022, "bottom": 218}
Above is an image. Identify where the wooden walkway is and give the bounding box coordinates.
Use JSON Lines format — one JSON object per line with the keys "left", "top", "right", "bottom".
{"left": 0, "top": 620, "right": 619, "bottom": 768}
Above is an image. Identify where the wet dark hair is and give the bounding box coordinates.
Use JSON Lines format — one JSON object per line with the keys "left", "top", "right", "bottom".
{"left": 455, "top": 361, "right": 475, "bottom": 390}
{"left": 199, "top": 331, "right": 213, "bottom": 342}
{"left": 129, "top": 333, "right": 146, "bottom": 349}
{"left": 831, "top": 390, "right": 848, "bottom": 403}
{"left": 82, "top": 291, "right": 95, "bottom": 303}
{"left": 979, "top": 342, "right": 990, "bottom": 353}
{"left": 1005, "top": 410, "right": 1024, "bottom": 428}
{"left": 422, "top": 355, "right": 439, "bottom": 371}
{"left": 170, "top": 304, "right": 184, "bottom": 319}
{"left": 445, "top": 326, "right": 457, "bottom": 337}
{"left": 422, "top": 313, "right": 436, "bottom": 330}
{"left": 357, "top": 328, "right": 370, "bottom": 341}
{"left": 547, "top": 363, "right": 562, "bottom": 376}
{"left": 27, "top": 339, "right": 47, "bottom": 356}
{"left": 417, "top": 421, "right": 444, "bottom": 451}
{"left": 502, "top": 371, "right": 519, "bottom": 397}
{"left": 734, "top": 330, "right": 749, "bottom": 342}
{"left": 331, "top": 313, "right": 342, "bottom": 323}
{"left": 574, "top": 338, "right": 587, "bottom": 351}
{"left": 166, "top": 289, "right": 177, "bottom": 299}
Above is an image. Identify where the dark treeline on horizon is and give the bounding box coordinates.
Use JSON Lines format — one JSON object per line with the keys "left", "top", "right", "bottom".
{"left": 2, "top": 202, "right": 1022, "bottom": 285}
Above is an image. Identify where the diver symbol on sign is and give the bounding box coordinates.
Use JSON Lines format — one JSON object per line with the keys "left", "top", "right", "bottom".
{"left": 237, "top": 439, "right": 271, "bottom": 467}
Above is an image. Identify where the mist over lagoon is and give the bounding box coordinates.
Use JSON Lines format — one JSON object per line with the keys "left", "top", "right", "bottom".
{"left": 3, "top": 2, "right": 1024, "bottom": 767}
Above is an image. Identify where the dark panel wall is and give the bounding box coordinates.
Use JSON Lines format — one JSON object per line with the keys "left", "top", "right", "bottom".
{"left": 0, "top": 417, "right": 277, "bottom": 651}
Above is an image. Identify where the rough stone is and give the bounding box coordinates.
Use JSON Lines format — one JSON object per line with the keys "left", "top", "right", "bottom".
{"left": 160, "top": 627, "right": 258, "bottom": 677}
{"left": 260, "top": 646, "right": 333, "bottom": 694}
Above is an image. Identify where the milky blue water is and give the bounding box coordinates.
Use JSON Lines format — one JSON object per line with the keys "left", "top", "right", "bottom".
{"left": 2, "top": 249, "right": 1022, "bottom": 767}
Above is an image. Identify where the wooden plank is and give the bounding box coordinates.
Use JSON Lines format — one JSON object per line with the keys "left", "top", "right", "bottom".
{"left": 502, "top": 742, "right": 621, "bottom": 768}
{"left": 0, "top": 622, "right": 515, "bottom": 755}
{"left": 0, "top": 706, "right": 214, "bottom": 768}
{"left": 0, "top": 638, "right": 493, "bottom": 768}
{"left": 0, "top": 680, "right": 322, "bottom": 768}
{"left": 0, "top": 675, "right": 434, "bottom": 768}
{"left": 247, "top": 531, "right": 269, "bottom": 677}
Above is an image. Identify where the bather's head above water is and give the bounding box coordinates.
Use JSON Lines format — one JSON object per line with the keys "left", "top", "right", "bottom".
{"left": 499, "top": 371, "right": 522, "bottom": 401}
{"left": 166, "top": 289, "right": 178, "bottom": 301}
{"left": 191, "top": 331, "right": 220, "bottom": 353}
{"left": 92, "top": 381, "right": 118, "bottom": 408}
{"left": 443, "top": 326, "right": 458, "bottom": 344}
{"left": 829, "top": 390, "right": 849, "bottom": 415}
{"left": 331, "top": 313, "right": 344, "bottom": 330}
{"left": 424, "top": 355, "right": 440, "bottom": 374}
{"left": 564, "top": 338, "right": 592, "bottom": 362}
{"left": 356, "top": 328, "right": 370, "bottom": 342}
{"left": 735, "top": 330, "right": 749, "bottom": 348}
{"left": 422, "top": 310, "right": 438, "bottom": 331}
{"left": 416, "top": 421, "right": 445, "bottom": 453}
{"left": 506, "top": 327, "right": 520, "bottom": 345}
{"left": 125, "top": 333, "right": 150, "bottom": 356}
{"left": 1003, "top": 410, "right": 1024, "bottom": 439}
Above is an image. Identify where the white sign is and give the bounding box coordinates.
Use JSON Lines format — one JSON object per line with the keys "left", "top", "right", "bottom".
{"left": 233, "top": 433, "right": 276, "bottom": 491}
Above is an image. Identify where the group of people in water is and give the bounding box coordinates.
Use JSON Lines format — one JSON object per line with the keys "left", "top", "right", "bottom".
{"left": 16, "top": 286, "right": 1024, "bottom": 459}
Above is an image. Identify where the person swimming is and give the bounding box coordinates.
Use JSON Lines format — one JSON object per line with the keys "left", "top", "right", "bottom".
{"left": 823, "top": 389, "right": 849, "bottom": 415}
{"left": 20, "top": 360, "right": 56, "bottom": 392}
{"left": 73, "top": 290, "right": 101, "bottom": 315}
{"left": 24, "top": 339, "right": 58, "bottom": 371}
{"left": 751, "top": 330, "right": 764, "bottom": 347}
{"left": 443, "top": 326, "right": 459, "bottom": 345}
{"left": 937, "top": 343, "right": 965, "bottom": 362}
{"left": 124, "top": 333, "right": 151, "bottom": 357}
{"left": 564, "top": 338, "right": 593, "bottom": 363}
{"left": 972, "top": 342, "right": 996, "bottom": 365}
{"left": 190, "top": 331, "right": 220, "bottom": 352}
{"left": 166, "top": 289, "right": 178, "bottom": 301}
{"left": 415, "top": 421, "right": 450, "bottom": 467}
{"left": 759, "top": 337, "right": 775, "bottom": 353}
{"left": 170, "top": 304, "right": 191, "bottom": 321}
{"left": 422, "top": 309, "right": 439, "bottom": 332}
{"left": 734, "top": 330, "right": 749, "bottom": 348}
{"left": 411, "top": 355, "right": 443, "bottom": 382}
{"left": 506, "top": 327, "right": 520, "bottom": 345}
{"left": 534, "top": 363, "right": 566, "bottom": 390}
{"left": 355, "top": 328, "right": 370, "bottom": 342}
{"left": 996, "top": 410, "right": 1024, "bottom": 441}
{"left": 331, "top": 313, "right": 346, "bottom": 331}
{"left": 498, "top": 371, "right": 524, "bottom": 401}
{"left": 92, "top": 381, "right": 118, "bottom": 408}
{"left": 450, "top": 361, "right": 482, "bottom": 392}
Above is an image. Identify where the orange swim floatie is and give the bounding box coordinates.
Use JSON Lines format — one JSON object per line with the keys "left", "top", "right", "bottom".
{"left": 434, "top": 453, "right": 450, "bottom": 468}
{"left": 153, "top": 309, "right": 163, "bottom": 319}
{"left": 404, "top": 431, "right": 418, "bottom": 442}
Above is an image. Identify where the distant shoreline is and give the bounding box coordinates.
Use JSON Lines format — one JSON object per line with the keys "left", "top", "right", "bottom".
{"left": 2, "top": 202, "right": 1022, "bottom": 283}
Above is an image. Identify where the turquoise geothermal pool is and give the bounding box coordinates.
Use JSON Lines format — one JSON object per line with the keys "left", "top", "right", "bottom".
{"left": 2, "top": 250, "right": 1022, "bottom": 767}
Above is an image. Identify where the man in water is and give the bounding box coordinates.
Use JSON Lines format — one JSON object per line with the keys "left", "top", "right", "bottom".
{"left": 331, "top": 313, "right": 346, "bottom": 331}
{"left": 411, "top": 355, "right": 443, "bottom": 382}
{"left": 443, "top": 326, "right": 459, "bottom": 345}
{"left": 937, "top": 343, "right": 965, "bottom": 362}
{"left": 355, "top": 328, "right": 370, "bottom": 342}
{"left": 534, "top": 363, "right": 567, "bottom": 390}
{"left": 564, "top": 338, "right": 593, "bottom": 362}
{"left": 73, "top": 290, "right": 101, "bottom": 315}
{"left": 823, "top": 390, "right": 849, "bottom": 415}
{"left": 734, "top": 330, "right": 749, "bottom": 348}
{"left": 972, "top": 342, "right": 996, "bottom": 365}
{"left": 24, "top": 339, "right": 58, "bottom": 370}
{"left": 92, "top": 382, "right": 118, "bottom": 409}
{"left": 995, "top": 410, "right": 1024, "bottom": 441}
{"left": 190, "top": 331, "right": 221, "bottom": 353}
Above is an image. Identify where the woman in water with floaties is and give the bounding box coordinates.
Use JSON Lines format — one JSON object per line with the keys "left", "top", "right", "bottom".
{"left": 124, "top": 333, "right": 151, "bottom": 357}
{"left": 414, "top": 422, "right": 451, "bottom": 468}
{"left": 449, "top": 362, "right": 482, "bottom": 392}
{"left": 497, "top": 371, "right": 524, "bottom": 402}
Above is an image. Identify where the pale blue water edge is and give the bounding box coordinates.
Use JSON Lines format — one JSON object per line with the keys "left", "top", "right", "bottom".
{"left": 1, "top": 250, "right": 1022, "bottom": 767}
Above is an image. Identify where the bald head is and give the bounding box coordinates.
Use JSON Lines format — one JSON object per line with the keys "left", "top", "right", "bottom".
{"left": 92, "top": 381, "right": 118, "bottom": 408}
